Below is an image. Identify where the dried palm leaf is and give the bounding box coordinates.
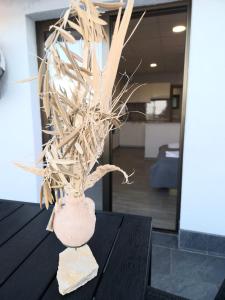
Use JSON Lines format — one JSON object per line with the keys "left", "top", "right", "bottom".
{"left": 14, "top": 162, "right": 45, "bottom": 177}
{"left": 16, "top": 0, "right": 140, "bottom": 208}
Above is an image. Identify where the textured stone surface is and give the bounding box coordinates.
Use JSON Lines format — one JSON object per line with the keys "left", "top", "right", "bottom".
{"left": 179, "top": 229, "right": 225, "bottom": 257}
{"left": 57, "top": 245, "right": 99, "bottom": 295}
{"left": 152, "top": 231, "right": 225, "bottom": 300}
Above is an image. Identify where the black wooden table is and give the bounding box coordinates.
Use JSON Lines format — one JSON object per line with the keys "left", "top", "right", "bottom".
{"left": 0, "top": 200, "right": 152, "bottom": 300}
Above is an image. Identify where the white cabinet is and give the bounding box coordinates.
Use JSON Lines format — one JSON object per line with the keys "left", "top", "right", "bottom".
{"left": 119, "top": 122, "right": 145, "bottom": 147}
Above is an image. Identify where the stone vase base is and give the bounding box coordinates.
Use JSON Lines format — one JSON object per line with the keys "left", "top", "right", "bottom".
{"left": 57, "top": 245, "right": 99, "bottom": 295}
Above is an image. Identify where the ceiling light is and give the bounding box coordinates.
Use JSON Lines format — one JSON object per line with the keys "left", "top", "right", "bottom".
{"left": 150, "top": 63, "right": 157, "bottom": 68}
{"left": 172, "top": 25, "right": 186, "bottom": 33}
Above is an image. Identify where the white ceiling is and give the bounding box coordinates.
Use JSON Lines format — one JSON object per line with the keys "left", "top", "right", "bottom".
{"left": 118, "top": 12, "right": 187, "bottom": 75}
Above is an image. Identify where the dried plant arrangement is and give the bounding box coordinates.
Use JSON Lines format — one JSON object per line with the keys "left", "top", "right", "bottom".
{"left": 16, "top": 0, "right": 136, "bottom": 251}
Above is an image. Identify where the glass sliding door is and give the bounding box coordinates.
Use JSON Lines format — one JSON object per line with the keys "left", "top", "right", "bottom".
{"left": 108, "top": 4, "right": 189, "bottom": 231}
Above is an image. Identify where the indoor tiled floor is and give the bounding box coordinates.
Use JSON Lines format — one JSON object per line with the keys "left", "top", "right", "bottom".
{"left": 152, "top": 231, "right": 225, "bottom": 300}
{"left": 112, "top": 147, "right": 177, "bottom": 230}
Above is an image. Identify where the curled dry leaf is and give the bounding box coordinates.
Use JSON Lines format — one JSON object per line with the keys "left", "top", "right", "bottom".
{"left": 75, "top": 142, "right": 84, "bottom": 155}
{"left": 16, "top": 76, "right": 37, "bottom": 83}
{"left": 40, "top": 184, "right": 43, "bottom": 208}
{"left": 43, "top": 181, "right": 53, "bottom": 209}
{"left": 67, "top": 20, "right": 84, "bottom": 36}
{"left": 93, "top": 2, "right": 124, "bottom": 10}
{"left": 50, "top": 26, "right": 76, "bottom": 43}
{"left": 14, "top": 162, "right": 45, "bottom": 177}
{"left": 85, "top": 164, "right": 130, "bottom": 191}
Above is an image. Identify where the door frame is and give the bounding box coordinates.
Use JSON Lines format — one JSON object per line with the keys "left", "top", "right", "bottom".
{"left": 102, "top": 0, "right": 192, "bottom": 233}
{"left": 36, "top": 19, "right": 58, "bottom": 145}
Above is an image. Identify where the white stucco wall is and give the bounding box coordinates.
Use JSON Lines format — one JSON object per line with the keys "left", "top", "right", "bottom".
{"left": 0, "top": 0, "right": 70, "bottom": 203}
{"left": 0, "top": 2, "right": 43, "bottom": 202}
{"left": 180, "top": 0, "right": 225, "bottom": 236}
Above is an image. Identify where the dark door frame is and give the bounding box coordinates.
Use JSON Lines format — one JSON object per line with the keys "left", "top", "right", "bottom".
{"left": 102, "top": 0, "right": 192, "bottom": 233}
{"left": 36, "top": 19, "right": 58, "bottom": 145}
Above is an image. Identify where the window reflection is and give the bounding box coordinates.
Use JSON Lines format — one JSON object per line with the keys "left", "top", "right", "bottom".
{"left": 146, "top": 99, "right": 170, "bottom": 121}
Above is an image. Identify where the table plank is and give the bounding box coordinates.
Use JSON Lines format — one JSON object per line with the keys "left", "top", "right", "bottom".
{"left": 0, "top": 204, "right": 41, "bottom": 246}
{"left": 0, "top": 202, "right": 23, "bottom": 221}
{"left": 0, "top": 234, "right": 64, "bottom": 300}
{"left": 95, "top": 215, "right": 152, "bottom": 300}
{"left": 0, "top": 209, "right": 51, "bottom": 286}
{"left": 41, "top": 212, "right": 123, "bottom": 300}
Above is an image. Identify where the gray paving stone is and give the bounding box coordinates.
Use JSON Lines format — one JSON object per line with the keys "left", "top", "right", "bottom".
{"left": 151, "top": 232, "right": 225, "bottom": 300}
{"left": 152, "top": 231, "right": 178, "bottom": 249}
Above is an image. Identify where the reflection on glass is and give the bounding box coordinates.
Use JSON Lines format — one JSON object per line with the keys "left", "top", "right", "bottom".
{"left": 146, "top": 99, "right": 170, "bottom": 121}
{"left": 48, "top": 35, "right": 104, "bottom": 101}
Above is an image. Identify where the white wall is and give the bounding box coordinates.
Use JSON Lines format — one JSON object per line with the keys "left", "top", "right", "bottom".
{"left": 119, "top": 121, "right": 180, "bottom": 155}
{"left": 180, "top": 0, "right": 225, "bottom": 236}
{"left": 145, "top": 123, "right": 180, "bottom": 158}
{"left": 0, "top": 0, "right": 105, "bottom": 204}
{"left": 128, "top": 82, "right": 171, "bottom": 103}
{"left": 120, "top": 122, "right": 145, "bottom": 147}
{"left": 0, "top": 1, "right": 45, "bottom": 202}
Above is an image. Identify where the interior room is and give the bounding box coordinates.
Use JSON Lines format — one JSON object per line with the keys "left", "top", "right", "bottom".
{"left": 112, "top": 11, "right": 187, "bottom": 230}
